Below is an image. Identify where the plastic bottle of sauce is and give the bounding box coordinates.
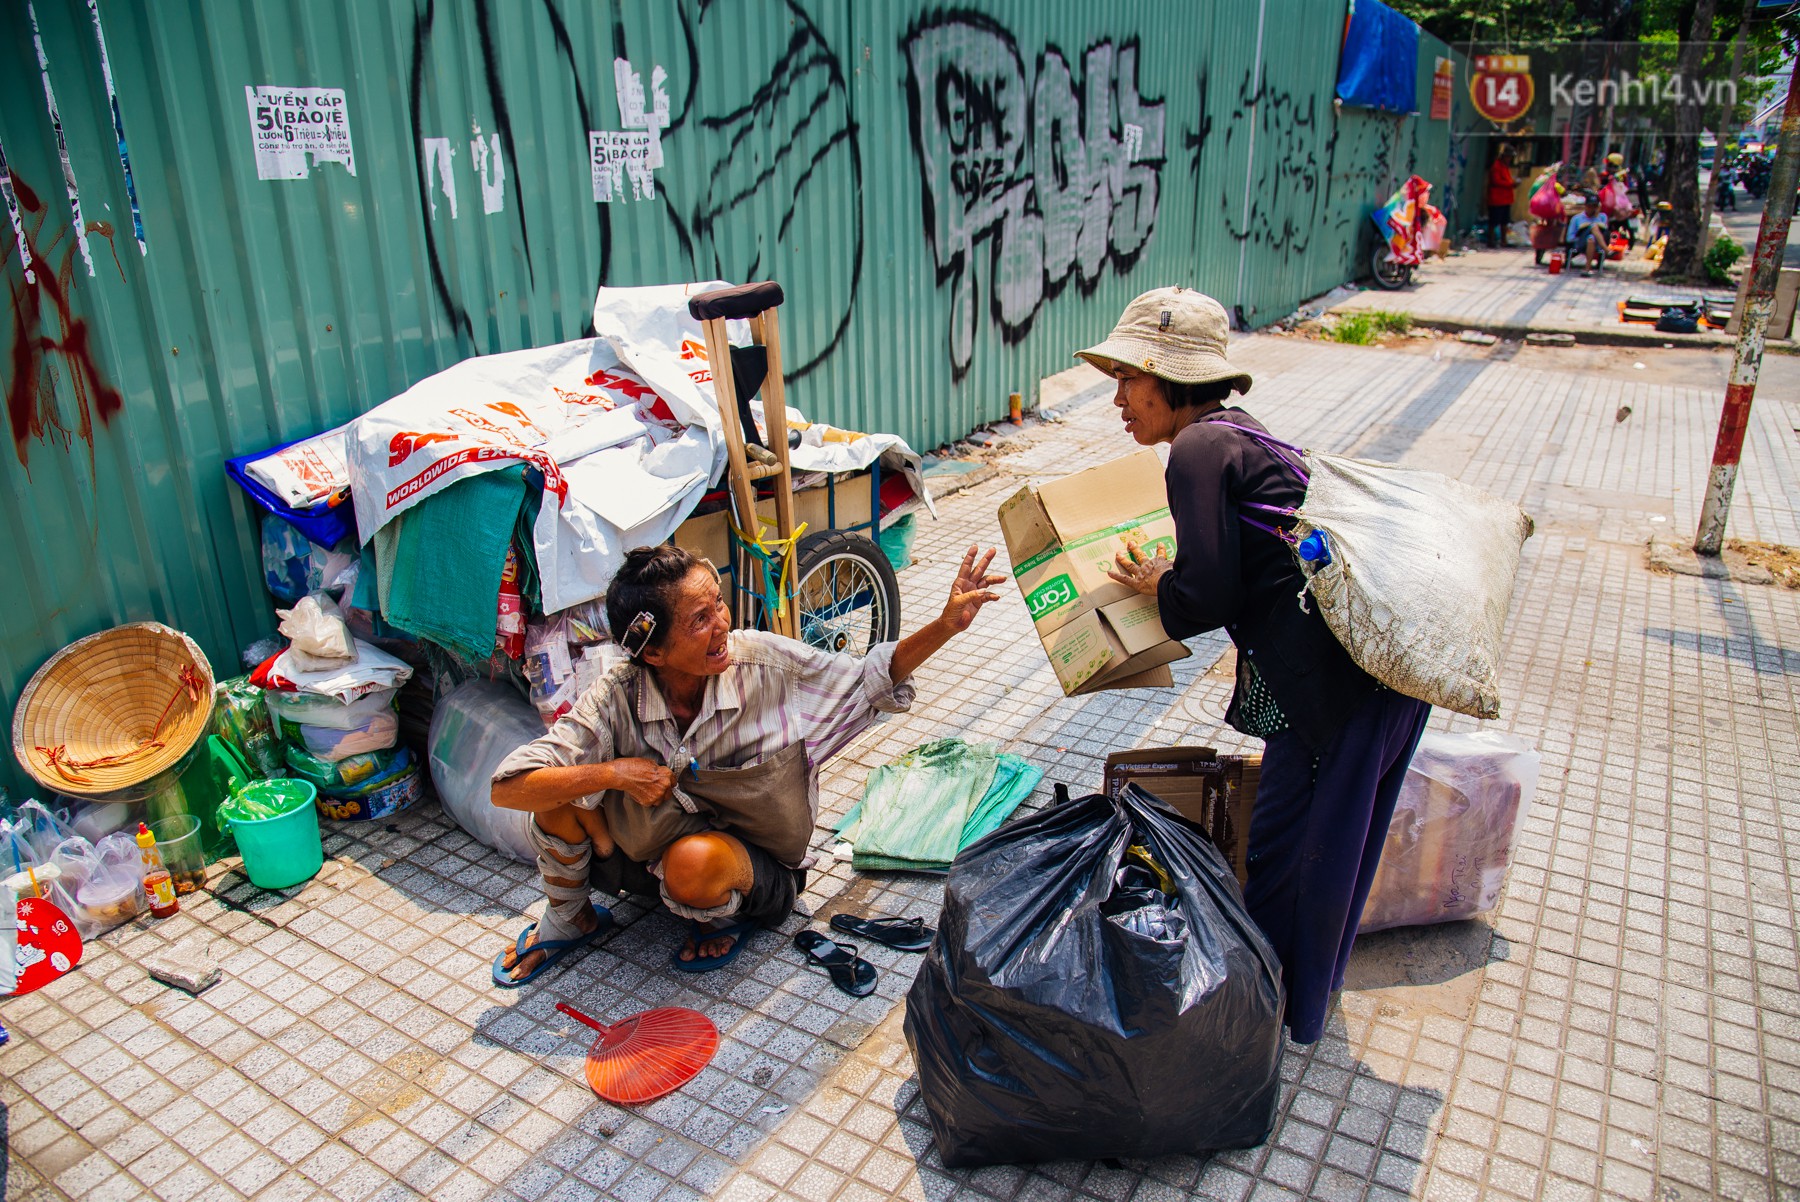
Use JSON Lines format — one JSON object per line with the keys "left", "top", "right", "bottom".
{"left": 135, "top": 823, "right": 179, "bottom": 919}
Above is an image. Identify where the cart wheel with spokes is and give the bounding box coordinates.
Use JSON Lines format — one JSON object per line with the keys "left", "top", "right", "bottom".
{"left": 1371, "top": 246, "right": 1413, "bottom": 289}
{"left": 792, "top": 530, "right": 900, "bottom": 656}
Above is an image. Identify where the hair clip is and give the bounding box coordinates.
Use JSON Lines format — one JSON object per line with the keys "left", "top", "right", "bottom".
{"left": 620, "top": 610, "right": 657, "bottom": 657}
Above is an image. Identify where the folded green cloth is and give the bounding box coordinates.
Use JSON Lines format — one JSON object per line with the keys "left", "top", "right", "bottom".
{"left": 376, "top": 466, "right": 528, "bottom": 661}
{"left": 839, "top": 741, "right": 1042, "bottom": 873}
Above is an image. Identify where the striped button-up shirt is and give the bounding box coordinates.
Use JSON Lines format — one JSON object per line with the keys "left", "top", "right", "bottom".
{"left": 492, "top": 629, "right": 914, "bottom": 826}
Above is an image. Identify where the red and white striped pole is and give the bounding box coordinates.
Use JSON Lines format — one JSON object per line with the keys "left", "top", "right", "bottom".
{"left": 1695, "top": 68, "right": 1800, "bottom": 555}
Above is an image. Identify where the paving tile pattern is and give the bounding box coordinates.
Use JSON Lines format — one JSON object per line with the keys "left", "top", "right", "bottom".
{"left": 1330, "top": 248, "right": 1739, "bottom": 342}
{"left": 4, "top": 334, "right": 1798, "bottom": 1202}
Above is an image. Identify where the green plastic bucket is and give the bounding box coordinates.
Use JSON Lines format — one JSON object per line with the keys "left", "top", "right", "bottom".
{"left": 212, "top": 739, "right": 323, "bottom": 890}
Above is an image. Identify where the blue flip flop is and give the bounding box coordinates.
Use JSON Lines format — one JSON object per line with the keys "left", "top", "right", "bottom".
{"left": 671, "top": 919, "right": 758, "bottom": 973}
{"left": 491, "top": 907, "right": 613, "bottom": 989}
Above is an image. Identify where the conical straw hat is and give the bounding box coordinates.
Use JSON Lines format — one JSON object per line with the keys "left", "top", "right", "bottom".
{"left": 12, "top": 622, "right": 216, "bottom": 799}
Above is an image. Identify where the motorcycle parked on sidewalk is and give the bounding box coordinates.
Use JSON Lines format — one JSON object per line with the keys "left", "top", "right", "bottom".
{"left": 1370, "top": 176, "right": 1445, "bottom": 290}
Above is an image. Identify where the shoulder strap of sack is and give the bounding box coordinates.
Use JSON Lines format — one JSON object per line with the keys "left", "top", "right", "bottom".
{"left": 1207, "top": 420, "right": 1307, "bottom": 544}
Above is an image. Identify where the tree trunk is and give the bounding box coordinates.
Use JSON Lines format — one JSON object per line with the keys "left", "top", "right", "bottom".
{"left": 1696, "top": 0, "right": 1754, "bottom": 247}
{"left": 1658, "top": 0, "right": 1719, "bottom": 280}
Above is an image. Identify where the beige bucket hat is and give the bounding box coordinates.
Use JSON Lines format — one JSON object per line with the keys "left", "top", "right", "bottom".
{"left": 1075, "top": 286, "right": 1252, "bottom": 394}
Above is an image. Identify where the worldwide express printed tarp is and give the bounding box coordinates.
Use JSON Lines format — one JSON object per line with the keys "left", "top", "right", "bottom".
{"left": 245, "top": 283, "right": 926, "bottom": 614}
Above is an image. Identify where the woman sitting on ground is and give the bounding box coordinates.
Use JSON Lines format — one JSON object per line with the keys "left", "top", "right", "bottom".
{"left": 488, "top": 543, "right": 1004, "bottom": 985}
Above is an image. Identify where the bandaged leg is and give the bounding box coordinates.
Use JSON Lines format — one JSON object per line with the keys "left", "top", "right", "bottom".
{"left": 529, "top": 815, "right": 595, "bottom": 943}
{"left": 656, "top": 831, "right": 755, "bottom": 922}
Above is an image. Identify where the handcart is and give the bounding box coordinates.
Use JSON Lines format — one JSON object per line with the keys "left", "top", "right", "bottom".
{"left": 686, "top": 282, "right": 901, "bottom": 656}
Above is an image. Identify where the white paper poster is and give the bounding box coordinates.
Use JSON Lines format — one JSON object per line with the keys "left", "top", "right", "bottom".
{"left": 590, "top": 131, "right": 657, "bottom": 202}
{"left": 245, "top": 85, "right": 356, "bottom": 179}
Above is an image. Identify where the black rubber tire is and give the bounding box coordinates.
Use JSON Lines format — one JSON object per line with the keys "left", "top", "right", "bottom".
{"left": 791, "top": 530, "right": 901, "bottom": 656}
{"left": 1371, "top": 245, "right": 1412, "bottom": 290}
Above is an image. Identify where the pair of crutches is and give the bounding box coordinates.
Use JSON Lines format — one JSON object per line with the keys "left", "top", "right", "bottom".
{"left": 686, "top": 282, "right": 801, "bottom": 639}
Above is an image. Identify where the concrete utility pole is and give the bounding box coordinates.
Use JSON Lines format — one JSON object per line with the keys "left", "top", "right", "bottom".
{"left": 1694, "top": 67, "right": 1800, "bottom": 556}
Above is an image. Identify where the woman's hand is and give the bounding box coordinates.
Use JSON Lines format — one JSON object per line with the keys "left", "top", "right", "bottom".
{"left": 1107, "top": 542, "right": 1174, "bottom": 597}
{"left": 890, "top": 546, "right": 1007, "bottom": 683}
{"left": 940, "top": 545, "right": 1007, "bottom": 633}
{"left": 610, "top": 758, "right": 676, "bottom": 808}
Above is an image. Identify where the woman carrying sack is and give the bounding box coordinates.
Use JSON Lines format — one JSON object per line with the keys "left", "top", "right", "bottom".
{"left": 1079, "top": 287, "right": 1432, "bottom": 1045}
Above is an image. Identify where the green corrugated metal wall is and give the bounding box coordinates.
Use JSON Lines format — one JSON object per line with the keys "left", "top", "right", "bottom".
{"left": 1, "top": 0, "right": 1475, "bottom": 799}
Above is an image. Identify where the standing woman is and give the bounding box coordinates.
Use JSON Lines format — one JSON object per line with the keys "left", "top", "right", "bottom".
{"left": 1486, "top": 145, "right": 1518, "bottom": 248}
{"left": 1083, "top": 287, "right": 1431, "bottom": 1045}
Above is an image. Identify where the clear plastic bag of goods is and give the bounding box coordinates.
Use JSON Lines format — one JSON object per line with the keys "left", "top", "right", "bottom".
{"left": 0, "top": 831, "right": 107, "bottom": 939}
{"left": 5, "top": 800, "right": 78, "bottom": 862}
{"left": 294, "top": 709, "right": 399, "bottom": 762}
{"left": 265, "top": 685, "right": 398, "bottom": 732}
{"left": 523, "top": 616, "right": 580, "bottom": 724}
{"left": 427, "top": 680, "right": 543, "bottom": 864}
{"left": 211, "top": 676, "right": 285, "bottom": 778}
{"left": 905, "top": 783, "right": 1285, "bottom": 1167}
{"left": 77, "top": 833, "right": 145, "bottom": 932}
{"left": 1292, "top": 450, "right": 1533, "bottom": 718}
{"left": 277, "top": 592, "right": 355, "bottom": 669}
{"left": 1359, "top": 732, "right": 1541, "bottom": 933}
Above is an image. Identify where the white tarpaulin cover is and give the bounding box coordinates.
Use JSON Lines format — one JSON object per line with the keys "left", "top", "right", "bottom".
{"left": 317, "top": 282, "right": 928, "bottom": 613}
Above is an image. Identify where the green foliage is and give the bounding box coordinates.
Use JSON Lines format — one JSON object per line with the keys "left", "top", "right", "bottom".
{"left": 1329, "top": 311, "right": 1413, "bottom": 345}
{"left": 1704, "top": 234, "right": 1744, "bottom": 286}
{"left": 1385, "top": 0, "right": 1602, "bottom": 46}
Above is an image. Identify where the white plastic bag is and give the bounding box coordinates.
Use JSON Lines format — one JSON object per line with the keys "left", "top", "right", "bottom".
{"left": 427, "top": 681, "right": 543, "bottom": 864}
{"left": 1227, "top": 424, "right": 1534, "bottom": 719}
{"left": 1294, "top": 453, "right": 1533, "bottom": 718}
{"left": 278, "top": 592, "right": 355, "bottom": 670}
{"left": 245, "top": 425, "right": 352, "bottom": 508}
{"left": 266, "top": 684, "right": 399, "bottom": 731}
{"left": 1360, "top": 732, "right": 1541, "bottom": 932}
{"left": 266, "top": 638, "right": 413, "bottom": 704}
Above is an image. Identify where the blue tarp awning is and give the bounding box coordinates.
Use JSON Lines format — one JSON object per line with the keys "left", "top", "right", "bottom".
{"left": 1336, "top": 0, "right": 1420, "bottom": 114}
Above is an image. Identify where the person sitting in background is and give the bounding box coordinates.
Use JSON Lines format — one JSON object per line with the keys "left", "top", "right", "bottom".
{"left": 1566, "top": 195, "right": 1609, "bottom": 276}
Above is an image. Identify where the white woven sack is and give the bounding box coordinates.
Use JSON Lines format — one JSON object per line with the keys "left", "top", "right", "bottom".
{"left": 1293, "top": 454, "right": 1534, "bottom": 719}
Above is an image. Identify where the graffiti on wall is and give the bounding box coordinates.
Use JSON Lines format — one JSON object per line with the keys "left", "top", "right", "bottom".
{"left": 902, "top": 13, "right": 1165, "bottom": 378}
{"left": 405, "top": 0, "right": 859, "bottom": 379}
{"left": 1181, "top": 59, "right": 1409, "bottom": 317}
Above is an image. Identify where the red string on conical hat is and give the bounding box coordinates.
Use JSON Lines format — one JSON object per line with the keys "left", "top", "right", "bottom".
{"left": 556, "top": 1002, "right": 719, "bottom": 1105}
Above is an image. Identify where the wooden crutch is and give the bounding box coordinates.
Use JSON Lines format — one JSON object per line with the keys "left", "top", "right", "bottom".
{"left": 687, "top": 281, "right": 800, "bottom": 639}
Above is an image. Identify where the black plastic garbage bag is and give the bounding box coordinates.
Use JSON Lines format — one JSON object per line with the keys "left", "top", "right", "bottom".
{"left": 904, "top": 782, "right": 1285, "bottom": 1168}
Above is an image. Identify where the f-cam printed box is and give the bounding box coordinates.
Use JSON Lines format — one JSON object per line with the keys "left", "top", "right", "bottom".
{"left": 997, "top": 449, "right": 1189, "bottom": 695}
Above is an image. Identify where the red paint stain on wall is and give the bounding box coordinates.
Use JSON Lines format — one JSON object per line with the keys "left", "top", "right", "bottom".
{"left": 5, "top": 174, "right": 124, "bottom": 469}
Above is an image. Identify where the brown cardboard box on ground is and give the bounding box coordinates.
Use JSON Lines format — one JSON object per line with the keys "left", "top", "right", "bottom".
{"left": 998, "top": 450, "right": 1189, "bottom": 695}
{"left": 1103, "top": 746, "right": 1261, "bottom": 887}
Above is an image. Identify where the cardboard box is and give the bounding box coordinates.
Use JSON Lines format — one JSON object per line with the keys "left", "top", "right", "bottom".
{"left": 1103, "top": 747, "right": 1260, "bottom": 886}
{"left": 672, "top": 470, "right": 878, "bottom": 568}
{"left": 998, "top": 450, "right": 1189, "bottom": 695}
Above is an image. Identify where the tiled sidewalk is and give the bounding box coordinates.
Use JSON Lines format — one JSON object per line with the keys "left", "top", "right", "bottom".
{"left": 1327, "top": 248, "right": 1747, "bottom": 348}
{"left": 4, "top": 334, "right": 1798, "bottom": 1202}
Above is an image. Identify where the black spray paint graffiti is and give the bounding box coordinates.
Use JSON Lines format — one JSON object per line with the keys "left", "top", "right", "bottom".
{"left": 903, "top": 12, "right": 1165, "bottom": 379}
{"left": 404, "top": 0, "right": 858, "bottom": 381}
{"left": 1186, "top": 64, "right": 1409, "bottom": 316}
{"left": 663, "top": 0, "right": 861, "bottom": 380}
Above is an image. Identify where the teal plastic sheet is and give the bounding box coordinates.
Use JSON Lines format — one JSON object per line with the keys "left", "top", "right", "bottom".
{"left": 838, "top": 740, "right": 1043, "bottom": 873}
{"left": 374, "top": 466, "right": 528, "bottom": 661}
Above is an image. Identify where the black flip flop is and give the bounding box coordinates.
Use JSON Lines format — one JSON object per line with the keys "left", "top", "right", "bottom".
{"left": 828, "top": 912, "right": 934, "bottom": 953}
{"left": 793, "top": 930, "right": 877, "bottom": 997}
